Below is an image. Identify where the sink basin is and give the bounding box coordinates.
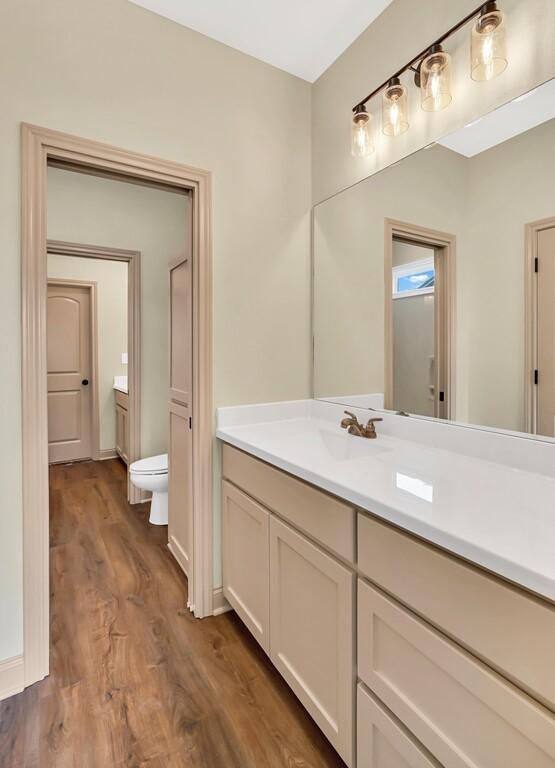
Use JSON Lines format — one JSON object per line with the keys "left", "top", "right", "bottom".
{"left": 318, "top": 428, "right": 390, "bottom": 462}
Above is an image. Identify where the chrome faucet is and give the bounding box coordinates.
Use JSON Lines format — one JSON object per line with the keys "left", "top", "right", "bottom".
{"left": 340, "top": 411, "right": 383, "bottom": 439}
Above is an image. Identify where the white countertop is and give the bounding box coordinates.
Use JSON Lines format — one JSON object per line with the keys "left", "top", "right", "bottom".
{"left": 217, "top": 400, "right": 555, "bottom": 602}
{"left": 113, "top": 375, "right": 128, "bottom": 394}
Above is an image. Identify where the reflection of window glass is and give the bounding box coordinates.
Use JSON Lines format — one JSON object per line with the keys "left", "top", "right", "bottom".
{"left": 393, "top": 257, "right": 435, "bottom": 298}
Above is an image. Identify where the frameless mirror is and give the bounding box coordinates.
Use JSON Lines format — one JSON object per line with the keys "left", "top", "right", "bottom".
{"left": 313, "top": 77, "right": 555, "bottom": 439}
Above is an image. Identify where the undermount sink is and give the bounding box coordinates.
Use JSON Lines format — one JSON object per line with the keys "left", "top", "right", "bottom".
{"left": 318, "top": 428, "right": 390, "bottom": 462}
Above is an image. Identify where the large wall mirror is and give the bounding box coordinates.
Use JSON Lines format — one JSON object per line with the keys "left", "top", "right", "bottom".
{"left": 313, "top": 77, "right": 555, "bottom": 439}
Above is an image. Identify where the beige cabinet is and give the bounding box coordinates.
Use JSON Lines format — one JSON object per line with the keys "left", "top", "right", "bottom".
{"left": 357, "top": 512, "right": 555, "bottom": 709}
{"left": 222, "top": 481, "right": 270, "bottom": 652}
{"left": 269, "top": 516, "right": 354, "bottom": 767}
{"left": 221, "top": 444, "right": 555, "bottom": 768}
{"left": 358, "top": 579, "right": 555, "bottom": 768}
{"left": 357, "top": 683, "right": 441, "bottom": 768}
{"left": 115, "top": 390, "right": 129, "bottom": 464}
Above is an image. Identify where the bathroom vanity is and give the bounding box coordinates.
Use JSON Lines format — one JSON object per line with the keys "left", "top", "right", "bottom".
{"left": 217, "top": 400, "right": 555, "bottom": 768}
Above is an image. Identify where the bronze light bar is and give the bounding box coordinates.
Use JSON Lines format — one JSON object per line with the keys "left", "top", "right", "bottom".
{"left": 352, "top": 2, "right": 498, "bottom": 113}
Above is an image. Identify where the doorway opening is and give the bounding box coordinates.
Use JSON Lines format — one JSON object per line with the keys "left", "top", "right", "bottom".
{"left": 525, "top": 216, "right": 555, "bottom": 436}
{"left": 21, "top": 125, "right": 213, "bottom": 689}
{"left": 384, "top": 219, "right": 456, "bottom": 420}
{"left": 46, "top": 240, "right": 141, "bottom": 502}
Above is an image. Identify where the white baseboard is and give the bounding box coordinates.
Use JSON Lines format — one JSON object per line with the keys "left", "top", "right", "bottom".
{"left": 0, "top": 655, "right": 24, "bottom": 702}
{"left": 97, "top": 448, "right": 118, "bottom": 460}
{"left": 213, "top": 586, "right": 232, "bottom": 616}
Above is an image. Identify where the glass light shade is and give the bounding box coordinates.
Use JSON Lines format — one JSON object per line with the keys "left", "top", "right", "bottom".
{"left": 382, "top": 79, "right": 409, "bottom": 137}
{"left": 420, "top": 48, "right": 452, "bottom": 111}
{"left": 471, "top": 7, "right": 507, "bottom": 81}
{"left": 351, "top": 108, "right": 374, "bottom": 157}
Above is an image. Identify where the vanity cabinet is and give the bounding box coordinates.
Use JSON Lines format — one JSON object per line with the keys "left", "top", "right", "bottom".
{"left": 222, "top": 480, "right": 270, "bottom": 652}
{"left": 115, "top": 390, "right": 129, "bottom": 464}
{"left": 269, "top": 516, "right": 354, "bottom": 763}
{"left": 357, "top": 513, "right": 555, "bottom": 709}
{"left": 221, "top": 443, "right": 555, "bottom": 768}
{"left": 222, "top": 444, "right": 356, "bottom": 767}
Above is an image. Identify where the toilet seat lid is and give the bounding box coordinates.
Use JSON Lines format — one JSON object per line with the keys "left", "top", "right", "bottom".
{"left": 130, "top": 453, "right": 168, "bottom": 475}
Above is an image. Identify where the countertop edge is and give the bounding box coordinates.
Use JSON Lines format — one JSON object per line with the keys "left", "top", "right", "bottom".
{"left": 217, "top": 429, "right": 555, "bottom": 604}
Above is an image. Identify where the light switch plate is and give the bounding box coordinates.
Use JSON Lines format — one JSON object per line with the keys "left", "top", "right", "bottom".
{"left": 121, "top": 352, "right": 128, "bottom": 365}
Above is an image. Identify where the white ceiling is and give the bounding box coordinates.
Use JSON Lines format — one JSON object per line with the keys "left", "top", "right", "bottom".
{"left": 128, "top": 0, "right": 394, "bottom": 82}
{"left": 438, "top": 78, "right": 555, "bottom": 157}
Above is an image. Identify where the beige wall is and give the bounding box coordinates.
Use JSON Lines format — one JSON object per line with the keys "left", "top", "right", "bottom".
{"left": 47, "top": 253, "right": 128, "bottom": 452}
{"left": 0, "top": 0, "right": 311, "bottom": 662}
{"left": 312, "top": 0, "right": 555, "bottom": 203}
{"left": 47, "top": 167, "right": 189, "bottom": 458}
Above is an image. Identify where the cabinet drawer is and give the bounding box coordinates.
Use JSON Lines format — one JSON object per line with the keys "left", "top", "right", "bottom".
{"left": 358, "top": 580, "right": 555, "bottom": 768}
{"left": 270, "top": 517, "right": 355, "bottom": 766}
{"left": 115, "top": 390, "right": 128, "bottom": 410}
{"left": 357, "top": 684, "right": 441, "bottom": 768}
{"left": 222, "top": 481, "right": 270, "bottom": 652}
{"left": 357, "top": 513, "right": 555, "bottom": 709}
{"left": 223, "top": 445, "right": 355, "bottom": 562}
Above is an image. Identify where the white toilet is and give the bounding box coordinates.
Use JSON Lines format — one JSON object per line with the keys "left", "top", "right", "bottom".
{"left": 129, "top": 453, "right": 168, "bottom": 525}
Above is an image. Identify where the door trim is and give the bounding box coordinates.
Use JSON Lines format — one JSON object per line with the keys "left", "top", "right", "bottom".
{"left": 524, "top": 216, "right": 555, "bottom": 434}
{"left": 21, "top": 124, "right": 213, "bottom": 687}
{"left": 384, "top": 219, "right": 456, "bottom": 420}
{"left": 46, "top": 278, "right": 99, "bottom": 463}
{"left": 47, "top": 241, "right": 141, "bottom": 500}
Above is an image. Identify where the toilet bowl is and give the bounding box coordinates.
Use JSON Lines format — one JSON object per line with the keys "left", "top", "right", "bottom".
{"left": 129, "top": 453, "right": 168, "bottom": 525}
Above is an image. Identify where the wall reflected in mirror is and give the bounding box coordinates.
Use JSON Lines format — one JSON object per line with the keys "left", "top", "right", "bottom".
{"left": 313, "top": 78, "right": 555, "bottom": 439}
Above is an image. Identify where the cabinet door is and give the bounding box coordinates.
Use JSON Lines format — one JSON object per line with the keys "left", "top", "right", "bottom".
{"left": 357, "top": 684, "right": 441, "bottom": 768}
{"left": 122, "top": 408, "right": 129, "bottom": 463}
{"left": 168, "top": 401, "right": 193, "bottom": 577}
{"left": 116, "top": 403, "right": 125, "bottom": 461}
{"left": 222, "top": 481, "right": 269, "bottom": 652}
{"left": 270, "top": 516, "right": 354, "bottom": 767}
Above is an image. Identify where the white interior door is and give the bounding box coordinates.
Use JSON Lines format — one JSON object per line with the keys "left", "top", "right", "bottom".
{"left": 536, "top": 225, "right": 555, "bottom": 436}
{"left": 47, "top": 283, "right": 92, "bottom": 463}
{"left": 167, "top": 254, "right": 194, "bottom": 581}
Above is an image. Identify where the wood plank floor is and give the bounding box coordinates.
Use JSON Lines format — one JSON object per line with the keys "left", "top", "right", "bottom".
{"left": 0, "top": 459, "right": 345, "bottom": 768}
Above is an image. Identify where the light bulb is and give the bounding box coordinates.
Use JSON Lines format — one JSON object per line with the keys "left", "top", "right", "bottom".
{"left": 382, "top": 78, "right": 409, "bottom": 137}
{"left": 351, "top": 106, "right": 374, "bottom": 157}
{"left": 420, "top": 45, "right": 452, "bottom": 112}
{"left": 471, "top": 2, "right": 507, "bottom": 81}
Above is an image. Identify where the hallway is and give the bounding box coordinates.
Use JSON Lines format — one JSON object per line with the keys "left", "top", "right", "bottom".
{"left": 0, "top": 460, "right": 344, "bottom": 767}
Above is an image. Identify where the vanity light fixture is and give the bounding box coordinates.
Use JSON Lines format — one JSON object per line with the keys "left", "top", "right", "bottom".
{"left": 382, "top": 78, "right": 409, "bottom": 136}
{"left": 351, "top": 2, "right": 508, "bottom": 154}
{"left": 418, "top": 44, "right": 452, "bottom": 112}
{"left": 351, "top": 104, "right": 374, "bottom": 157}
{"left": 471, "top": 1, "right": 508, "bottom": 81}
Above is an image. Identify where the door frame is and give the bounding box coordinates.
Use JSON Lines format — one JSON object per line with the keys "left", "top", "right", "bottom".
{"left": 47, "top": 241, "right": 141, "bottom": 496}
{"left": 524, "top": 216, "right": 555, "bottom": 433}
{"left": 21, "top": 124, "right": 214, "bottom": 688}
{"left": 384, "top": 219, "right": 456, "bottom": 420}
{"left": 46, "top": 277, "right": 99, "bottom": 463}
